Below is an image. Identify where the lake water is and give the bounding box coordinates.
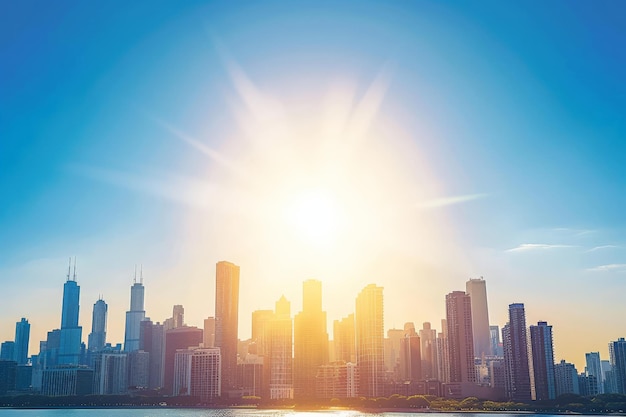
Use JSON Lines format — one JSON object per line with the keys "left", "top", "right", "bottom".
{"left": 0, "top": 411, "right": 573, "bottom": 417}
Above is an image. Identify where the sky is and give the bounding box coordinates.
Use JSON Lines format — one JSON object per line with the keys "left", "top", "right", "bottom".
{"left": 1, "top": 1, "right": 625, "bottom": 371}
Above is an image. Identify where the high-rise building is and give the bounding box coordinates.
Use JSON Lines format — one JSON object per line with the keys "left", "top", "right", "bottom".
{"left": 124, "top": 275, "right": 146, "bottom": 352}
{"left": 466, "top": 278, "right": 491, "bottom": 358}
{"left": 88, "top": 299, "right": 107, "bottom": 352}
{"left": 294, "top": 279, "right": 329, "bottom": 399}
{"left": 267, "top": 295, "right": 293, "bottom": 400}
{"left": 355, "top": 284, "right": 384, "bottom": 398}
{"left": 164, "top": 326, "right": 203, "bottom": 394}
{"left": 13, "top": 318, "right": 30, "bottom": 365}
{"left": 445, "top": 291, "right": 476, "bottom": 383}
{"left": 586, "top": 352, "right": 603, "bottom": 394}
{"left": 251, "top": 310, "right": 273, "bottom": 357}
{"left": 399, "top": 322, "right": 421, "bottom": 382}
{"left": 334, "top": 314, "right": 356, "bottom": 364}
{"left": 215, "top": 261, "right": 240, "bottom": 394}
{"left": 58, "top": 260, "right": 82, "bottom": 365}
{"left": 93, "top": 352, "right": 128, "bottom": 394}
{"left": 128, "top": 350, "right": 150, "bottom": 388}
{"left": 140, "top": 319, "right": 166, "bottom": 390}
{"left": 42, "top": 366, "right": 93, "bottom": 396}
{"left": 555, "top": 360, "right": 580, "bottom": 396}
{"left": 530, "top": 321, "right": 556, "bottom": 400}
{"left": 609, "top": 337, "right": 626, "bottom": 394}
{"left": 204, "top": 317, "right": 216, "bottom": 348}
{"left": 437, "top": 319, "right": 450, "bottom": 383}
{"left": 1, "top": 342, "right": 15, "bottom": 362}
{"left": 419, "top": 322, "right": 438, "bottom": 380}
{"left": 502, "top": 303, "right": 531, "bottom": 401}
{"left": 384, "top": 328, "right": 404, "bottom": 377}
{"left": 490, "top": 325, "right": 503, "bottom": 357}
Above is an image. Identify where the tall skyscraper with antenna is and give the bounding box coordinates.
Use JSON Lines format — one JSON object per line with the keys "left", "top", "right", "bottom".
{"left": 58, "top": 258, "right": 83, "bottom": 365}
{"left": 124, "top": 266, "right": 146, "bottom": 352}
{"left": 88, "top": 298, "right": 108, "bottom": 352}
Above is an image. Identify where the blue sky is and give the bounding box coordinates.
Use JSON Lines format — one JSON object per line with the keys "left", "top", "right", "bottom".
{"left": 1, "top": 1, "right": 625, "bottom": 368}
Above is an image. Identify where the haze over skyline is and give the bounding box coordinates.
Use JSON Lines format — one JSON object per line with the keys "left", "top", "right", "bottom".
{"left": 1, "top": 1, "right": 625, "bottom": 371}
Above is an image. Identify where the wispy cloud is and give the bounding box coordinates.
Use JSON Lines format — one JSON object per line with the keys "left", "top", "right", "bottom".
{"left": 417, "top": 193, "right": 487, "bottom": 209}
{"left": 551, "top": 227, "right": 596, "bottom": 236}
{"left": 586, "top": 264, "right": 626, "bottom": 272}
{"left": 506, "top": 243, "right": 575, "bottom": 252}
{"left": 585, "top": 245, "right": 621, "bottom": 253}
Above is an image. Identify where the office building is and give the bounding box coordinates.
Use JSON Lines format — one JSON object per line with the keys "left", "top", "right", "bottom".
{"left": 446, "top": 291, "right": 476, "bottom": 383}
{"left": 164, "top": 326, "right": 203, "bottom": 394}
{"left": 530, "top": 321, "right": 556, "bottom": 400}
{"left": 334, "top": 314, "right": 356, "bottom": 364}
{"left": 419, "top": 322, "right": 438, "bottom": 380}
{"left": 490, "top": 325, "right": 503, "bottom": 357}
{"left": 215, "top": 261, "right": 240, "bottom": 394}
{"left": 204, "top": 317, "right": 216, "bottom": 348}
{"left": 0, "top": 342, "right": 15, "bottom": 361}
{"left": 437, "top": 319, "right": 450, "bottom": 383}
{"left": 14, "top": 318, "right": 30, "bottom": 365}
{"left": 41, "top": 365, "right": 93, "bottom": 396}
{"left": 586, "top": 352, "right": 603, "bottom": 394}
{"left": 58, "top": 260, "right": 82, "bottom": 365}
{"left": 399, "top": 322, "right": 421, "bottom": 382}
{"left": 294, "top": 279, "right": 329, "bottom": 399}
{"left": 555, "top": 360, "right": 580, "bottom": 396}
{"left": 355, "top": 284, "right": 384, "bottom": 398}
{"left": 88, "top": 299, "right": 107, "bottom": 352}
{"left": 502, "top": 303, "right": 531, "bottom": 401}
{"left": 466, "top": 278, "right": 491, "bottom": 357}
{"left": 124, "top": 275, "right": 146, "bottom": 352}
{"left": 267, "top": 295, "right": 293, "bottom": 400}
{"left": 609, "top": 337, "right": 626, "bottom": 394}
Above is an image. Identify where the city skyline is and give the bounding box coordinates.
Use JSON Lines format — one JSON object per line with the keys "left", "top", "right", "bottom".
{"left": 2, "top": 0, "right": 626, "bottom": 378}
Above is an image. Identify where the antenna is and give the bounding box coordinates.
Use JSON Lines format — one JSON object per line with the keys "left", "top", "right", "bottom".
{"left": 72, "top": 257, "right": 77, "bottom": 281}
{"left": 66, "top": 257, "right": 71, "bottom": 281}
{"left": 134, "top": 264, "right": 137, "bottom": 284}
{"left": 140, "top": 264, "right": 143, "bottom": 284}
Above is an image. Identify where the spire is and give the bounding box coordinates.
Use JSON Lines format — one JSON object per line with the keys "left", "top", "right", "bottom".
{"left": 72, "top": 257, "right": 77, "bottom": 281}
{"left": 134, "top": 264, "right": 137, "bottom": 284}
{"left": 66, "top": 257, "right": 71, "bottom": 281}
{"left": 140, "top": 264, "right": 143, "bottom": 284}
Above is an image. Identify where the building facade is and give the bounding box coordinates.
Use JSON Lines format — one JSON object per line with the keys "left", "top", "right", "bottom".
{"left": 215, "top": 261, "right": 240, "bottom": 394}
{"left": 466, "top": 278, "right": 491, "bottom": 358}
{"left": 502, "top": 303, "right": 531, "bottom": 401}
{"left": 530, "top": 321, "right": 556, "bottom": 400}
{"left": 355, "top": 284, "right": 384, "bottom": 398}
{"left": 445, "top": 291, "right": 476, "bottom": 383}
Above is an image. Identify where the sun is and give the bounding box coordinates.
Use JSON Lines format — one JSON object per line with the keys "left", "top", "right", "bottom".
{"left": 285, "top": 188, "right": 343, "bottom": 248}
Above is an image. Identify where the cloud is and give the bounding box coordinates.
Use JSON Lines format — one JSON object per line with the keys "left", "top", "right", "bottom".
{"left": 417, "top": 193, "right": 487, "bottom": 209}
{"left": 506, "top": 243, "right": 575, "bottom": 253}
{"left": 586, "top": 264, "right": 626, "bottom": 272}
{"left": 585, "top": 245, "right": 621, "bottom": 253}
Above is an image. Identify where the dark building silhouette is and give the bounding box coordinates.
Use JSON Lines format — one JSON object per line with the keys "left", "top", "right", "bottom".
{"left": 164, "top": 326, "right": 202, "bottom": 394}
{"left": 610, "top": 337, "right": 626, "bottom": 394}
{"left": 530, "top": 321, "right": 556, "bottom": 400}
{"left": 502, "top": 303, "right": 531, "bottom": 401}
{"left": 215, "top": 261, "right": 240, "bottom": 395}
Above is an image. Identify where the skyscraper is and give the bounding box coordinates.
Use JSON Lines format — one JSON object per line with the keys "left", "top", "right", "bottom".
{"left": 530, "top": 321, "right": 556, "bottom": 400}
{"left": 399, "top": 322, "right": 421, "bottom": 382}
{"left": 215, "top": 261, "right": 240, "bottom": 394}
{"left": 267, "top": 295, "right": 293, "bottom": 400}
{"left": 586, "top": 352, "right": 604, "bottom": 394}
{"left": 490, "top": 325, "right": 503, "bottom": 357}
{"left": 14, "top": 318, "right": 30, "bottom": 365}
{"left": 58, "top": 260, "right": 82, "bottom": 365}
{"left": 502, "top": 303, "right": 531, "bottom": 401}
{"left": 173, "top": 305, "right": 184, "bottom": 328}
{"left": 294, "top": 279, "right": 329, "bottom": 399}
{"left": 334, "top": 314, "right": 356, "bottom": 364}
{"left": 419, "top": 322, "right": 438, "bottom": 380}
{"left": 609, "top": 337, "right": 626, "bottom": 394}
{"left": 445, "top": 291, "right": 476, "bottom": 383}
{"left": 466, "top": 278, "right": 491, "bottom": 358}
{"left": 164, "top": 326, "right": 203, "bottom": 394}
{"left": 124, "top": 272, "right": 146, "bottom": 352}
{"left": 437, "top": 319, "right": 450, "bottom": 383}
{"left": 355, "top": 284, "right": 384, "bottom": 398}
{"left": 88, "top": 299, "right": 107, "bottom": 352}
{"left": 554, "top": 360, "right": 580, "bottom": 396}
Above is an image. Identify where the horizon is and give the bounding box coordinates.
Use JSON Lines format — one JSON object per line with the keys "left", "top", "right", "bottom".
{"left": 2, "top": 0, "right": 626, "bottom": 376}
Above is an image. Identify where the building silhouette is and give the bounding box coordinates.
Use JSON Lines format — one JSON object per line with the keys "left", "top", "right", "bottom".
{"left": 0, "top": 342, "right": 15, "bottom": 361}
{"left": 88, "top": 299, "right": 107, "bottom": 352}
{"left": 355, "top": 284, "right": 384, "bottom": 398}
{"left": 139, "top": 319, "right": 166, "bottom": 390}
{"left": 266, "top": 295, "right": 293, "bottom": 399}
{"left": 530, "top": 321, "right": 556, "bottom": 400}
{"left": 13, "top": 318, "right": 30, "bottom": 365}
{"left": 58, "top": 260, "right": 82, "bottom": 365}
{"left": 609, "top": 337, "right": 626, "bottom": 394}
{"left": 419, "top": 322, "right": 438, "bottom": 380}
{"left": 445, "top": 291, "right": 476, "bottom": 383}
{"left": 124, "top": 272, "right": 146, "bottom": 352}
{"left": 294, "top": 279, "right": 329, "bottom": 399}
{"left": 203, "top": 317, "right": 216, "bottom": 348}
{"left": 554, "top": 359, "right": 580, "bottom": 396}
{"left": 466, "top": 278, "right": 491, "bottom": 358}
{"left": 437, "top": 319, "right": 450, "bottom": 383}
{"left": 502, "top": 303, "right": 531, "bottom": 401}
{"left": 490, "top": 325, "right": 503, "bottom": 357}
{"left": 586, "top": 352, "right": 603, "bottom": 394}
{"left": 215, "top": 261, "right": 240, "bottom": 395}
{"left": 334, "top": 314, "right": 356, "bottom": 364}
{"left": 399, "top": 322, "right": 422, "bottom": 382}
{"left": 164, "top": 326, "right": 203, "bottom": 394}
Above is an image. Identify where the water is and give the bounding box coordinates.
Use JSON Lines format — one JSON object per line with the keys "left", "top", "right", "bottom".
{"left": 0, "top": 411, "right": 572, "bottom": 417}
